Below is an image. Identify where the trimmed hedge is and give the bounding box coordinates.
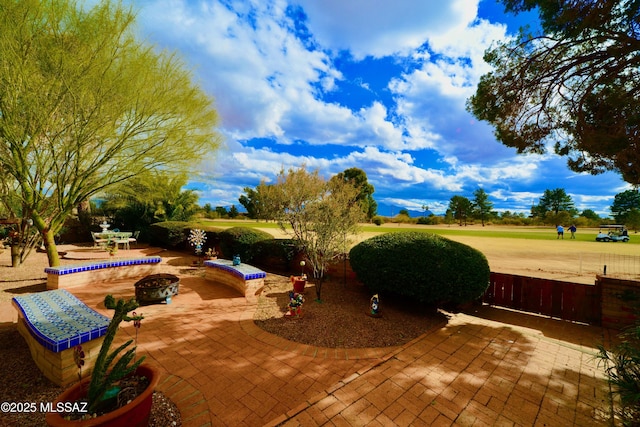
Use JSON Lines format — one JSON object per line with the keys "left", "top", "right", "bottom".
{"left": 349, "top": 231, "right": 490, "bottom": 306}
{"left": 218, "top": 227, "right": 274, "bottom": 262}
{"left": 148, "top": 222, "right": 224, "bottom": 251}
{"left": 148, "top": 221, "right": 191, "bottom": 249}
{"left": 251, "top": 238, "right": 298, "bottom": 272}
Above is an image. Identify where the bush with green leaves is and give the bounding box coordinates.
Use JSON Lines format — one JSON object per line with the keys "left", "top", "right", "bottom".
{"left": 251, "top": 238, "right": 298, "bottom": 271}
{"left": 218, "top": 227, "right": 273, "bottom": 262}
{"left": 147, "top": 221, "right": 191, "bottom": 249}
{"left": 349, "top": 231, "right": 490, "bottom": 306}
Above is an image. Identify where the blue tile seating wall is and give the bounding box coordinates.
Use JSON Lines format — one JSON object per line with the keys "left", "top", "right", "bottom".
{"left": 12, "top": 289, "right": 109, "bottom": 353}
{"left": 44, "top": 256, "right": 162, "bottom": 276}
{"left": 204, "top": 259, "right": 266, "bottom": 280}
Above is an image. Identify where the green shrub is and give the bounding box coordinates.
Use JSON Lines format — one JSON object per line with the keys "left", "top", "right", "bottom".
{"left": 349, "top": 231, "right": 490, "bottom": 306}
{"left": 417, "top": 215, "right": 442, "bottom": 225}
{"left": 148, "top": 221, "right": 191, "bottom": 248}
{"left": 251, "top": 238, "right": 298, "bottom": 271}
{"left": 372, "top": 217, "right": 383, "bottom": 226}
{"left": 218, "top": 227, "right": 273, "bottom": 262}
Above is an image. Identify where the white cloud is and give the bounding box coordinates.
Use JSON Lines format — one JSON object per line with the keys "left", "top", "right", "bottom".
{"left": 131, "top": 0, "right": 626, "bottom": 216}
{"left": 293, "top": 0, "right": 479, "bottom": 59}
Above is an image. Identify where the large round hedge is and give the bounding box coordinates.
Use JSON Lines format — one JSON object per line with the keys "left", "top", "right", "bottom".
{"left": 218, "top": 227, "right": 274, "bottom": 262}
{"left": 349, "top": 232, "right": 490, "bottom": 305}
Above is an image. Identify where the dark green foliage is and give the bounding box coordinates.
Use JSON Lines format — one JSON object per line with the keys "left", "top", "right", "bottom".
{"left": 349, "top": 232, "right": 490, "bottom": 306}
{"left": 147, "top": 221, "right": 191, "bottom": 249}
{"left": 251, "top": 239, "right": 298, "bottom": 272}
{"left": 218, "top": 227, "right": 273, "bottom": 262}
{"left": 468, "top": 0, "right": 640, "bottom": 184}
{"left": 417, "top": 215, "right": 439, "bottom": 225}
{"left": 202, "top": 228, "right": 223, "bottom": 254}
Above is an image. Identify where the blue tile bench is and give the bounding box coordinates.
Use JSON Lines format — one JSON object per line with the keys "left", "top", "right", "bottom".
{"left": 204, "top": 259, "right": 266, "bottom": 302}
{"left": 45, "top": 256, "right": 162, "bottom": 290}
{"left": 12, "top": 289, "right": 110, "bottom": 386}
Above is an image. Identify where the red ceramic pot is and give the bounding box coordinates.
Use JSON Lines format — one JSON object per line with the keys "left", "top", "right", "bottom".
{"left": 290, "top": 276, "right": 307, "bottom": 293}
{"left": 45, "top": 364, "right": 160, "bottom": 427}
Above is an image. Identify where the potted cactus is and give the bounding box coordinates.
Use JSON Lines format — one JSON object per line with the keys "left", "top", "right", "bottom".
{"left": 46, "top": 295, "right": 159, "bottom": 427}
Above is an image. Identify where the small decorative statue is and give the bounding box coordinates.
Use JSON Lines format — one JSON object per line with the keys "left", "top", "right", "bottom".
{"left": 233, "top": 255, "right": 241, "bottom": 266}
{"left": 368, "top": 294, "right": 382, "bottom": 318}
{"left": 285, "top": 291, "right": 305, "bottom": 319}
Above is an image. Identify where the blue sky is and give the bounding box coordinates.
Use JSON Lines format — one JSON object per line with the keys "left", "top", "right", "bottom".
{"left": 128, "top": 0, "right": 629, "bottom": 217}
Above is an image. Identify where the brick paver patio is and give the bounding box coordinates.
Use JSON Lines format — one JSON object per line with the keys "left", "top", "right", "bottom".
{"left": 274, "top": 307, "right": 615, "bottom": 426}
{"left": 2, "top": 252, "right": 618, "bottom": 426}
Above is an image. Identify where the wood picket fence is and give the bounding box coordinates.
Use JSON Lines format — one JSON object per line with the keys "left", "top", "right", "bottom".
{"left": 483, "top": 272, "right": 601, "bottom": 325}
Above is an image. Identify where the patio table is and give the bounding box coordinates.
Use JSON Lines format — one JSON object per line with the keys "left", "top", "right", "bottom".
{"left": 94, "top": 231, "right": 133, "bottom": 249}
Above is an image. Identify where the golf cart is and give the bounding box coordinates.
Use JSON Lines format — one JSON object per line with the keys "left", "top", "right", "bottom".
{"left": 596, "top": 225, "right": 630, "bottom": 242}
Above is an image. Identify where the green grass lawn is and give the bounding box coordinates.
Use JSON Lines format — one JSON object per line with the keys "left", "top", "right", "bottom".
{"left": 361, "top": 225, "right": 583, "bottom": 241}
{"left": 194, "top": 219, "right": 640, "bottom": 245}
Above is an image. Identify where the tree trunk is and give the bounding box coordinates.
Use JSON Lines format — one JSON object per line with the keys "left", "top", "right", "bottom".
{"left": 314, "top": 274, "right": 325, "bottom": 302}
{"left": 10, "top": 244, "right": 20, "bottom": 267}
{"left": 43, "top": 229, "right": 60, "bottom": 267}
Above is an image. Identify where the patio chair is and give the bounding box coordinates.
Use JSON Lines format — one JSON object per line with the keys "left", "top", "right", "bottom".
{"left": 91, "top": 231, "right": 108, "bottom": 247}
{"left": 128, "top": 231, "right": 140, "bottom": 248}
{"left": 115, "top": 233, "right": 130, "bottom": 251}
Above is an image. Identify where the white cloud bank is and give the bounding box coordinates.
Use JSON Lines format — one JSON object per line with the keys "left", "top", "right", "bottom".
{"left": 131, "top": 0, "right": 626, "bottom": 216}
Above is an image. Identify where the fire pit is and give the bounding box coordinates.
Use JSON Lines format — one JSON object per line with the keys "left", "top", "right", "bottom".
{"left": 134, "top": 273, "right": 180, "bottom": 305}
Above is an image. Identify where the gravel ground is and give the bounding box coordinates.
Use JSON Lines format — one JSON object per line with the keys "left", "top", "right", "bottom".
{"left": 254, "top": 274, "right": 447, "bottom": 348}
{"left": 0, "top": 324, "right": 180, "bottom": 427}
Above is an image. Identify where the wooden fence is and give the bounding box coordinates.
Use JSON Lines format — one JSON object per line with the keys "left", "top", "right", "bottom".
{"left": 483, "top": 272, "right": 601, "bottom": 325}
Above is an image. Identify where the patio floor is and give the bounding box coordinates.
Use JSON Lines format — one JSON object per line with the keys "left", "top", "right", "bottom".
{"left": 2, "top": 250, "right": 618, "bottom": 426}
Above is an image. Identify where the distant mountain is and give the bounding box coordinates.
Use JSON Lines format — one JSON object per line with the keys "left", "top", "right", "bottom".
{"left": 376, "top": 203, "right": 433, "bottom": 218}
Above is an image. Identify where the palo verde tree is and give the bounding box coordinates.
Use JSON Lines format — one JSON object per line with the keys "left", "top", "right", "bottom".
{"left": 0, "top": 0, "right": 220, "bottom": 266}
{"left": 468, "top": 0, "right": 640, "bottom": 184}
{"left": 265, "top": 166, "right": 364, "bottom": 301}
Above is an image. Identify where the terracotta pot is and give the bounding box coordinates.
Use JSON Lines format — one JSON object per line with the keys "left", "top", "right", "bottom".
{"left": 290, "top": 276, "right": 307, "bottom": 293}
{"left": 45, "top": 364, "right": 160, "bottom": 427}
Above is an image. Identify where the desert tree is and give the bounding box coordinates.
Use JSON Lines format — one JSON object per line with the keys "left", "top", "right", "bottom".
{"left": 448, "top": 195, "right": 473, "bottom": 226}
{"left": 472, "top": 188, "right": 494, "bottom": 226}
{"left": 0, "top": 169, "right": 40, "bottom": 264}
{"left": 266, "top": 166, "right": 364, "bottom": 301}
{"left": 0, "top": 0, "right": 220, "bottom": 266}
{"left": 239, "top": 182, "right": 278, "bottom": 221}
{"left": 611, "top": 189, "right": 640, "bottom": 224}
{"left": 532, "top": 188, "right": 576, "bottom": 218}
{"left": 468, "top": 0, "right": 640, "bottom": 184}
{"left": 100, "top": 171, "right": 200, "bottom": 238}
{"left": 239, "top": 187, "right": 260, "bottom": 220}
{"left": 332, "top": 167, "right": 378, "bottom": 221}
